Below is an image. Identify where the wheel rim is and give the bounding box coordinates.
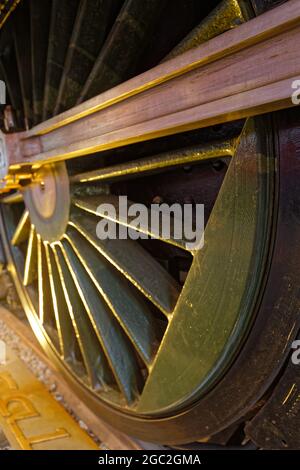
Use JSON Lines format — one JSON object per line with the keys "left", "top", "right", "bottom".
{"left": 0, "top": 0, "right": 276, "bottom": 424}
{"left": 0, "top": 114, "right": 275, "bottom": 416}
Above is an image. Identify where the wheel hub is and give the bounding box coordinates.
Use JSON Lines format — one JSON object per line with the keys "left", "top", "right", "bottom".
{"left": 23, "top": 162, "right": 70, "bottom": 243}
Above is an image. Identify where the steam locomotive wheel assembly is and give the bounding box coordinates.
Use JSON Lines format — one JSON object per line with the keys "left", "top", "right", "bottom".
{"left": 0, "top": 0, "right": 299, "bottom": 447}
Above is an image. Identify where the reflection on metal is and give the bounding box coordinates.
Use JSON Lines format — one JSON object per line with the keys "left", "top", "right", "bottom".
{"left": 11, "top": 210, "right": 30, "bottom": 246}
{"left": 137, "top": 118, "right": 274, "bottom": 413}
{"left": 1, "top": 117, "right": 275, "bottom": 414}
{"left": 0, "top": 1, "right": 20, "bottom": 30}
{"left": 23, "top": 162, "right": 70, "bottom": 243}
{"left": 68, "top": 214, "right": 181, "bottom": 316}
{"left": 164, "top": 0, "right": 247, "bottom": 60}
{"left": 71, "top": 141, "right": 236, "bottom": 184}
{"left": 0, "top": 0, "right": 277, "bottom": 427}
{"left": 52, "top": 242, "right": 120, "bottom": 401}
{"left": 0, "top": 347, "right": 98, "bottom": 449}
{"left": 73, "top": 195, "right": 195, "bottom": 253}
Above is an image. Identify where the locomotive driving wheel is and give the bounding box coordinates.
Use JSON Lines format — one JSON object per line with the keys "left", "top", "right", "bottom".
{"left": 0, "top": 0, "right": 299, "bottom": 447}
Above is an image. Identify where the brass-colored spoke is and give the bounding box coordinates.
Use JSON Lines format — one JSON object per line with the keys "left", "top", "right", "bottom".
{"left": 69, "top": 210, "right": 181, "bottom": 316}
{"left": 44, "top": 242, "right": 77, "bottom": 360}
{"left": 64, "top": 228, "right": 163, "bottom": 366}
{"left": 70, "top": 141, "right": 235, "bottom": 184}
{"left": 23, "top": 225, "right": 38, "bottom": 286}
{"left": 37, "top": 237, "right": 56, "bottom": 326}
{"left": 77, "top": 0, "right": 167, "bottom": 105}
{"left": 11, "top": 210, "right": 30, "bottom": 246}
{"left": 1, "top": 191, "right": 23, "bottom": 204}
{"left": 59, "top": 240, "right": 144, "bottom": 405}
{"left": 53, "top": 244, "right": 115, "bottom": 391}
{"left": 73, "top": 196, "right": 194, "bottom": 253}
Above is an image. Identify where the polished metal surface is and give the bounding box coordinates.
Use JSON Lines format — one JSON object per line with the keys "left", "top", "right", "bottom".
{"left": 0, "top": 0, "right": 254, "bottom": 414}
{"left": 0, "top": 0, "right": 289, "bottom": 445}
{"left": 23, "top": 162, "right": 70, "bottom": 242}
{"left": 0, "top": 115, "right": 275, "bottom": 416}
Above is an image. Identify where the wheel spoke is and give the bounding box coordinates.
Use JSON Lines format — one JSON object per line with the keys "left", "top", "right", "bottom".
{"left": 64, "top": 227, "right": 163, "bottom": 365}
{"left": 78, "top": 0, "right": 167, "bottom": 103}
{"left": 43, "top": 0, "right": 79, "bottom": 120}
{"left": 11, "top": 210, "right": 30, "bottom": 246}
{"left": 23, "top": 224, "right": 38, "bottom": 286}
{"left": 37, "top": 236, "right": 56, "bottom": 326}
{"left": 137, "top": 118, "right": 275, "bottom": 413}
{"left": 69, "top": 209, "right": 180, "bottom": 316}
{"left": 1, "top": 192, "right": 24, "bottom": 205}
{"left": 73, "top": 195, "right": 194, "bottom": 253}
{"left": 58, "top": 240, "right": 144, "bottom": 404}
{"left": 53, "top": 244, "right": 115, "bottom": 391}
{"left": 30, "top": 0, "right": 52, "bottom": 124}
{"left": 164, "top": 0, "right": 246, "bottom": 61}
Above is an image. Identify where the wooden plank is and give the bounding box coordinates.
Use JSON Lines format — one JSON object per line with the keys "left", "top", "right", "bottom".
{"left": 26, "top": 0, "right": 300, "bottom": 136}
{"left": 37, "top": 25, "right": 299, "bottom": 151}
{"left": 4, "top": 0, "right": 300, "bottom": 169}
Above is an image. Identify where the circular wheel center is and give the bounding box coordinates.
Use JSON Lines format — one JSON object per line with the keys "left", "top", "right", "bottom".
{"left": 30, "top": 165, "right": 57, "bottom": 219}
{"left": 23, "top": 162, "right": 70, "bottom": 243}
